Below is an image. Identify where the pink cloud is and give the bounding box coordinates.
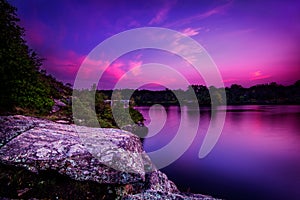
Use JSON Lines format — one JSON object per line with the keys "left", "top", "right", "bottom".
{"left": 223, "top": 78, "right": 238, "bottom": 83}
{"left": 104, "top": 58, "right": 144, "bottom": 80}
{"left": 105, "top": 61, "right": 126, "bottom": 79}
{"left": 42, "top": 50, "right": 87, "bottom": 83}
{"left": 165, "top": 0, "right": 232, "bottom": 28}
{"left": 148, "top": 1, "right": 177, "bottom": 25}
{"left": 23, "top": 19, "right": 50, "bottom": 48}
{"left": 250, "top": 71, "right": 272, "bottom": 80}
{"left": 46, "top": 50, "right": 85, "bottom": 67}
{"left": 128, "top": 60, "right": 143, "bottom": 76}
{"left": 23, "top": 19, "right": 67, "bottom": 55}
{"left": 182, "top": 27, "right": 202, "bottom": 36}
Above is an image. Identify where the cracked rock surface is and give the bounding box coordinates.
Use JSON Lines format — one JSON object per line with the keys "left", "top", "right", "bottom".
{"left": 0, "top": 115, "right": 219, "bottom": 199}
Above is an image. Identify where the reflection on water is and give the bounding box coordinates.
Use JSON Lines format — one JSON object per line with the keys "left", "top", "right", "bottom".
{"left": 136, "top": 105, "right": 300, "bottom": 200}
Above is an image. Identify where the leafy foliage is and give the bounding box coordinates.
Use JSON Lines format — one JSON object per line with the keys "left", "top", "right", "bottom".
{"left": 73, "top": 89, "right": 144, "bottom": 128}
{"left": 0, "top": 0, "right": 54, "bottom": 114}
{"left": 98, "top": 81, "right": 300, "bottom": 106}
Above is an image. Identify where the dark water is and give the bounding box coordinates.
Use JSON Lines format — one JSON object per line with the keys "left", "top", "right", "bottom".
{"left": 136, "top": 105, "right": 300, "bottom": 200}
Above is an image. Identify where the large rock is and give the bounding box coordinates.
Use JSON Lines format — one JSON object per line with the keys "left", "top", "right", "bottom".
{"left": 0, "top": 115, "right": 219, "bottom": 199}
{"left": 0, "top": 115, "right": 145, "bottom": 184}
{"left": 0, "top": 115, "right": 37, "bottom": 148}
{"left": 123, "top": 190, "right": 217, "bottom": 200}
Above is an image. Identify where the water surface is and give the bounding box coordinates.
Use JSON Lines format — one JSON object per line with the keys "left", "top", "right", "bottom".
{"left": 136, "top": 105, "right": 300, "bottom": 200}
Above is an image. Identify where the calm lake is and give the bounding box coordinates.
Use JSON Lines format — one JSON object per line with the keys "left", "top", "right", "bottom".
{"left": 136, "top": 105, "right": 300, "bottom": 200}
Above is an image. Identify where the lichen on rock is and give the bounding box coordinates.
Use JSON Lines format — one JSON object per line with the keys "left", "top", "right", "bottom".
{"left": 0, "top": 115, "right": 219, "bottom": 199}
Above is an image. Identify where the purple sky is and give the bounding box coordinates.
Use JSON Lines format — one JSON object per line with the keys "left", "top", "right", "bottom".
{"left": 9, "top": 0, "right": 300, "bottom": 89}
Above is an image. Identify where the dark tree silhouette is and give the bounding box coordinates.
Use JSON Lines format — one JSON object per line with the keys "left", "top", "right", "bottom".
{"left": 0, "top": 0, "right": 53, "bottom": 113}
{"left": 98, "top": 81, "right": 300, "bottom": 106}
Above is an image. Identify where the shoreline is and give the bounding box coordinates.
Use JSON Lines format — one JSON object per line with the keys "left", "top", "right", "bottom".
{"left": 0, "top": 115, "right": 219, "bottom": 199}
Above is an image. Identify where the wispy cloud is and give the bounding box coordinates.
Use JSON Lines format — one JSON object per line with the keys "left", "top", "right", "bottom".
{"left": 128, "top": 60, "right": 143, "bottom": 76}
{"left": 223, "top": 78, "right": 238, "bottom": 83}
{"left": 182, "top": 27, "right": 203, "bottom": 36}
{"left": 106, "top": 61, "right": 125, "bottom": 79}
{"left": 250, "top": 71, "right": 271, "bottom": 80}
{"left": 148, "top": 1, "right": 177, "bottom": 25}
{"left": 165, "top": 0, "right": 233, "bottom": 28}
{"left": 42, "top": 50, "right": 86, "bottom": 83}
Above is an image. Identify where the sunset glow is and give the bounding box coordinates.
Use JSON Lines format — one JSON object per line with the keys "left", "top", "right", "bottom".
{"left": 9, "top": 0, "right": 300, "bottom": 89}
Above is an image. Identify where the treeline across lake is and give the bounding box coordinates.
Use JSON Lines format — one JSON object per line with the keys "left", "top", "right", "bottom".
{"left": 97, "top": 81, "right": 300, "bottom": 106}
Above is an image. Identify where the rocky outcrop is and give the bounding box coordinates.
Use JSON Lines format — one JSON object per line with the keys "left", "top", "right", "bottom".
{"left": 123, "top": 191, "right": 217, "bottom": 200}
{"left": 0, "top": 115, "right": 218, "bottom": 199}
{"left": 51, "top": 99, "right": 67, "bottom": 113}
